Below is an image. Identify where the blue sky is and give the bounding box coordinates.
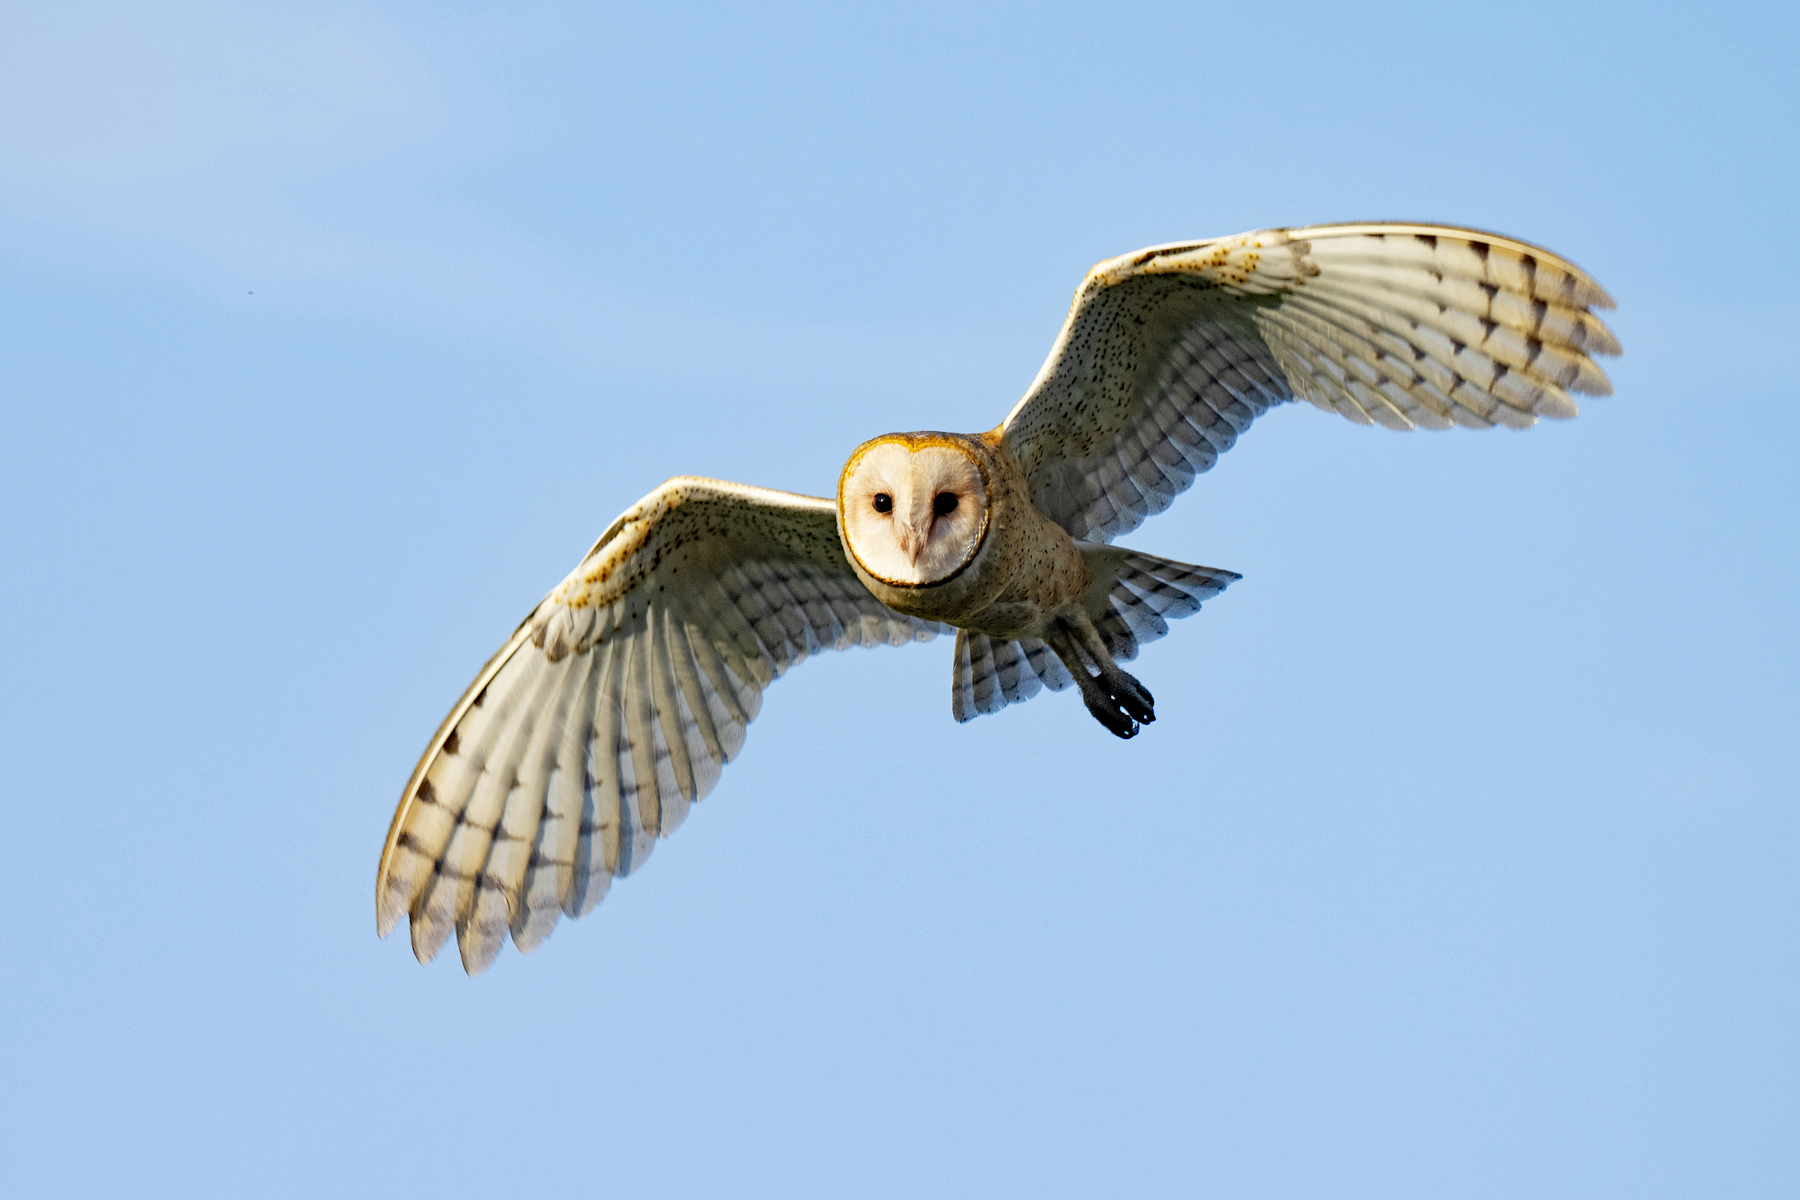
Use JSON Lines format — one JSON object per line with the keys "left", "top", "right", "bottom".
{"left": 2, "top": 2, "right": 1795, "bottom": 1196}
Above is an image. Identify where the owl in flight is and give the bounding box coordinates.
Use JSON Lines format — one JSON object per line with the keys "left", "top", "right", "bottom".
{"left": 378, "top": 222, "right": 1618, "bottom": 973}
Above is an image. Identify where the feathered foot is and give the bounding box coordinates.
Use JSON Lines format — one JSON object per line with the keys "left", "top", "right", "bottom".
{"left": 1048, "top": 612, "right": 1157, "bottom": 739}
{"left": 1105, "top": 667, "right": 1155, "bottom": 726}
{"left": 1075, "top": 665, "right": 1155, "bottom": 739}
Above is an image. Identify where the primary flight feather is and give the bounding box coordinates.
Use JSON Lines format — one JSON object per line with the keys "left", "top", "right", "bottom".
{"left": 377, "top": 221, "right": 1619, "bottom": 973}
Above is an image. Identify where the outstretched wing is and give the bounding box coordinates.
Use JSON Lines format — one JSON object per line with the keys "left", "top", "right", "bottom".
{"left": 376, "top": 477, "right": 942, "bottom": 974}
{"left": 1000, "top": 223, "right": 1620, "bottom": 544}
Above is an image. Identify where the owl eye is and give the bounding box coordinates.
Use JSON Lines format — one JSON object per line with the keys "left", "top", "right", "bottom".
{"left": 933, "top": 491, "right": 959, "bottom": 517}
{"left": 872, "top": 493, "right": 892, "bottom": 514}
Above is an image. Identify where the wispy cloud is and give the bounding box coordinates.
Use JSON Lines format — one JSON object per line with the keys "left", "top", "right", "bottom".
{"left": 0, "top": 4, "right": 1010, "bottom": 397}
{"left": 0, "top": 5, "right": 444, "bottom": 238}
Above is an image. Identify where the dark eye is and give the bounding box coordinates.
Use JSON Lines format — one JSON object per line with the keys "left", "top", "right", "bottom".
{"left": 872, "top": 493, "right": 892, "bottom": 514}
{"left": 933, "top": 492, "right": 959, "bottom": 517}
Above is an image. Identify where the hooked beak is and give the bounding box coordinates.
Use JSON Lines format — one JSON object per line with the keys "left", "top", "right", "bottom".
{"left": 898, "top": 521, "right": 930, "bottom": 566}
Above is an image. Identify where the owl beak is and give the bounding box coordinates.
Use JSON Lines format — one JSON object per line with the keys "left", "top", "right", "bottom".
{"left": 898, "top": 521, "right": 930, "bottom": 566}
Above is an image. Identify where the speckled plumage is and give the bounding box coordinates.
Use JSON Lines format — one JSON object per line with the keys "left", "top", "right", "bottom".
{"left": 378, "top": 221, "right": 1618, "bottom": 973}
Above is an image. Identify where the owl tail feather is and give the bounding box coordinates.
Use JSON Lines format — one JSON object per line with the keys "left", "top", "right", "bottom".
{"left": 949, "top": 547, "right": 1238, "bottom": 723}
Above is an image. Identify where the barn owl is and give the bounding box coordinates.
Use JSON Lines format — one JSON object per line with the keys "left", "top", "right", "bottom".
{"left": 377, "top": 222, "right": 1619, "bottom": 973}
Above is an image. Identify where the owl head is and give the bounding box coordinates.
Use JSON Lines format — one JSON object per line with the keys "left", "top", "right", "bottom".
{"left": 838, "top": 433, "right": 991, "bottom": 587}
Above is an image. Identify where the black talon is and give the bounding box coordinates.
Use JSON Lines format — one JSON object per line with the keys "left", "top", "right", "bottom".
{"left": 1077, "top": 668, "right": 1157, "bottom": 738}
{"left": 1104, "top": 669, "right": 1155, "bottom": 725}
{"left": 1081, "top": 687, "right": 1139, "bottom": 739}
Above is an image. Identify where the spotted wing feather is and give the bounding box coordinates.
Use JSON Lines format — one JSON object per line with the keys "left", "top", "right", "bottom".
{"left": 377, "top": 477, "right": 942, "bottom": 973}
{"left": 1001, "top": 223, "right": 1620, "bottom": 544}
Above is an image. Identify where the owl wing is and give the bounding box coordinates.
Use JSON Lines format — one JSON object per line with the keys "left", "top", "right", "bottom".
{"left": 376, "top": 476, "right": 942, "bottom": 974}
{"left": 999, "top": 223, "right": 1620, "bottom": 543}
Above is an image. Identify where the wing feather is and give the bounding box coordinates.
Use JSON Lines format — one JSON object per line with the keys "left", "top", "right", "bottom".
{"left": 685, "top": 609, "right": 757, "bottom": 732}
{"left": 664, "top": 609, "right": 728, "bottom": 769}
{"left": 621, "top": 626, "right": 665, "bottom": 840}
{"left": 1001, "top": 223, "right": 1618, "bottom": 543}
{"left": 460, "top": 650, "right": 585, "bottom": 972}
{"left": 647, "top": 613, "right": 697, "bottom": 809}
{"left": 511, "top": 646, "right": 597, "bottom": 951}
{"left": 567, "top": 642, "right": 623, "bottom": 917}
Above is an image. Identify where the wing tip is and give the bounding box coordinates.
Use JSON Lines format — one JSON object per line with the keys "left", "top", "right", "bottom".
{"left": 375, "top": 897, "right": 403, "bottom": 940}
{"left": 457, "top": 921, "right": 507, "bottom": 976}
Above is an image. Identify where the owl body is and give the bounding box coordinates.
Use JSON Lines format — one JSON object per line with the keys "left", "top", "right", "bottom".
{"left": 377, "top": 221, "right": 1620, "bottom": 973}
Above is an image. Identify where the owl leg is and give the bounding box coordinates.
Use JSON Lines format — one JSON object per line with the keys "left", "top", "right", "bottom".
{"left": 1047, "top": 615, "right": 1155, "bottom": 739}
{"left": 1071, "top": 615, "right": 1155, "bottom": 725}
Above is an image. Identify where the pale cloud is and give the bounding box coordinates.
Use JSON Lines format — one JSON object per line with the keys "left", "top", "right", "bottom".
{"left": 0, "top": 3, "right": 1022, "bottom": 398}
{"left": 0, "top": 4, "right": 444, "bottom": 217}
{"left": 0, "top": 4, "right": 531, "bottom": 332}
